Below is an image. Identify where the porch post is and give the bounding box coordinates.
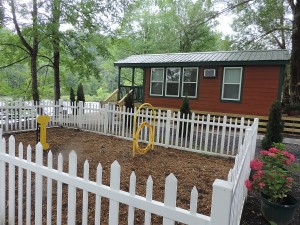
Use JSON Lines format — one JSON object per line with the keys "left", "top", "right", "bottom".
{"left": 132, "top": 67, "right": 135, "bottom": 101}
{"left": 118, "top": 67, "right": 121, "bottom": 101}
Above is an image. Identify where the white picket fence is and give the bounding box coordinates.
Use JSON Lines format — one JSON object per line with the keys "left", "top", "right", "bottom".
{"left": 0, "top": 100, "right": 254, "bottom": 157}
{"left": 0, "top": 100, "right": 259, "bottom": 225}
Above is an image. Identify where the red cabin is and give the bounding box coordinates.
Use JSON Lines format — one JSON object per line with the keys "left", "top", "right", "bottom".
{"left": 114, "top": 50, "right": 289, "bottom": 116}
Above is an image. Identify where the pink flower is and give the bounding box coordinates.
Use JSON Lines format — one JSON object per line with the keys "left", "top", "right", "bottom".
{"left": 245, "top": 180, "right": 252, "bottom": 190}
{"left": 259, "top": 150, "right": 270, "bottom": 155}
{"left": 253, "top": 170, "right": 264, "bottom": 180}
{"left": 269, "top": 148, "right": 281, "bottom": 153}
{"left": 282, "top": 151, "right": 295, "bottom": 165}
{"left": 287, "top": 177, "right": 293, "bottom": 183}
{"left": 250, "top": 159, "right": 263, "bottom": 170}
{"left": 267, "top": 152, "right": 276, "bottom": 157}
{"left": 258, "top": 182, "right": 265, "bottom": 189}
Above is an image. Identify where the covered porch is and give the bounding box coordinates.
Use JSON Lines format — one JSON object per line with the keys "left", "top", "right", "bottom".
{"left": 117, "top": 66, "right": 144, "bottom": 103}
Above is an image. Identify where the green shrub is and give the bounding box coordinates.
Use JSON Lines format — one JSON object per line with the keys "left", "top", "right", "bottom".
{"left": 272, "top": 142, "right": 286, "bottom": 151}
{"left": 70, "top": 87, "right": 75, "bottom": 103}
{"left": 76, "top": 83, "right": 85, "bottom": 103}
{"left": 124, "top": 92, "right": 134, "bottom": 111}
{"left": 179, "top": 97, "right": 192, "bottom": 136}
{"left": 262, "top": 102, "right": 284, "bottom": 149}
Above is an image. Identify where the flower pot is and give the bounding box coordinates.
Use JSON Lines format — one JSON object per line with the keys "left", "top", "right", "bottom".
{"left": 261, "top": 193, "right": 298, "bottom": 225}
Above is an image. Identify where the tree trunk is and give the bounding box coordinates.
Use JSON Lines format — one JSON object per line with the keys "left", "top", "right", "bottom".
{"left": 32, "top": 0, "right": 39, "bottom": 103}
{"left": 31, "top": 52, "right": 39, "bottom": 103}
{"left": 290, "top": 1, "right": 300, "bottom": 103}
{"left": 0, "top": 0, "right": 4, "bottom": 27}
{"left": 52, "top": 0, "right": 61, "bottom": 102}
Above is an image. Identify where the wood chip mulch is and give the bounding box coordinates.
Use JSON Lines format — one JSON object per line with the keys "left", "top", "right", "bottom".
{"left": 3, "top": 127, "right": 234, "bottom": 224}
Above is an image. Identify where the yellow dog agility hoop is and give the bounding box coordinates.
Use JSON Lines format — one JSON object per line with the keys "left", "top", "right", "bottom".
{"left": 132, "top": 103, "right": 156, "bottom": 156}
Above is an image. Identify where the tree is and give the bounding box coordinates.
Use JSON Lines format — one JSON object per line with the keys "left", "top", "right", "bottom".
{"left": 0, "top": 0, "right": 4, "bottom": 28}
{"left": 289, "top": 1, "right": 300, "bottom": 104}
{"left": 9, "top": 0, "right": 40, "bottom": 103}
{"left": 230, "top": 0, "right": 292, "bottom": 50}
{"left": 262, "top": 102, "right": 284, "bottom": 149}
{"left": 70, "top": 87, "right": 75, "bottom": 103}
{"left": 76, "top": 83, "right": 85, "bottom": 103}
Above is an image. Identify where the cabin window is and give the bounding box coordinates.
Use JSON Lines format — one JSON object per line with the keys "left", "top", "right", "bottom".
{"left": 165, "top": 68, "right": 181, "bottom": 97}
{"left": 150, "top": 68, "right": 164, "bottom": 96}
{"left": 221, "top": 67, "right": 243, "bottom": 101}
{"left": 181, "top": 67, "right": 198, "bottom": 98}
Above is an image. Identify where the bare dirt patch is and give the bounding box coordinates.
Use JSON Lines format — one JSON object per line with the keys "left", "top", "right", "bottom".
{"left": 4, "top": 127, "right": 234, "bottom": 224}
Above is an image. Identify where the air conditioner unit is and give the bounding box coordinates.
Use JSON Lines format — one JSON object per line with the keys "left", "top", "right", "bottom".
{"left": 204, "top": 69, "right": 216, "bottom": 78}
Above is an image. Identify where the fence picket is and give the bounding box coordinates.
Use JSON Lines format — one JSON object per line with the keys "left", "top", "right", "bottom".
{"left": 109, "top": 161, "right": 121, "bottom": 225}
{"left": 67, "top": 151, "right": 78, "bottom": 225}
{"left": 18, "top": 143, "right": 24, "bottom": 225}
{"left": 82, "top": 160, "right": 89, "bottom": 225}
{"left": 163, "top": 173, "right": 177, "bottom": 225}
{"left": 8, "top": 136, "right": 15, "bottom": 225}
{"left": 95, "top": 164, "right": 103, "bottom": 225}
{"left": 220, "top": 116, "right": 227, "bottom": 154}
{"left": 57, "top": 153, "right": 63, "bottom": 225}
{"left": 35, "top": 143, "right": 43, "bottom": 225}
{"left": 190, "top": 187, "right": 198, "bottom": 215}
{"left": 204, "top": 115, "right": 210, "bottom": 152}
{"left": 128, "top": 171, "right": 136, "bottom": 225}
{"left": 46, "top": 151, "right": 53, "bottom": 225}
{"left": 26, "top": 145, "right": 32, "bottom": 225}
{"left": 0, "top": 138, "right": 6, "bottom": 225}
{"left": 144, "top": 176, "right": 153, "bottom": 225}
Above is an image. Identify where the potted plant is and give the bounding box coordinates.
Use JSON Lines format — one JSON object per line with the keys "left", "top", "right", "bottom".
{"left": 245, "top": 147, "right": 298, "bottom": 225}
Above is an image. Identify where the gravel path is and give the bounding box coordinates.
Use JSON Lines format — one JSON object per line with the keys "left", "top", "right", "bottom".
{"left": 240, "top": 140, "right": 300, "bottom": 225}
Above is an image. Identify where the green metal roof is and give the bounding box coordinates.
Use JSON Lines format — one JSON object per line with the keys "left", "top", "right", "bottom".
{"left": 114, "top": 50, "right": 290, "bottom": 67}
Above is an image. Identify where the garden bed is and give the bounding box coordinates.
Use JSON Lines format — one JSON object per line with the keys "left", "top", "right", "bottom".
{"left": 3, "top": 127, "right": 234, "bottom": 224}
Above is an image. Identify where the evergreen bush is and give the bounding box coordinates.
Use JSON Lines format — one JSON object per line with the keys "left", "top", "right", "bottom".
{"left": 70, "top": 87, "right": 76, "bottom": 114}
{"left": 70, "top": 87, "right": 75, "bottom": 103}
{"left": 262, "top": 101, "right": 284, "bottom": 149}
{"left": 179, "top": 97, "right": 192, "bottom": 136}
{"left": 76, "top": 83, "right": 85, "bottom": 103}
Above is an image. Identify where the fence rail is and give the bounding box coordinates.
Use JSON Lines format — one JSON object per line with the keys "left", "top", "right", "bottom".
{"left": 0, "top": 100, "right": 259, "bottom": 225}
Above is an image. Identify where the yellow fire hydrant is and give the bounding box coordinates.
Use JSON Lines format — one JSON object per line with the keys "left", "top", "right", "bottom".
{"left": 37, "top": 115, "right": 50, "bottom": 150}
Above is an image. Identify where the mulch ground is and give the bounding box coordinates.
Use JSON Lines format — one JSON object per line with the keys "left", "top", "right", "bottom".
{"left": 3, "top": 127, "right": 234, "bottom": 224}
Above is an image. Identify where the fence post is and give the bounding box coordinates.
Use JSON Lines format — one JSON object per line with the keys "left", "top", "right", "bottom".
{"left": 78, "top": 101, "right": 84, "bottom": 129}
{"left": 0, "top": 137, "right": 6, "bottom": 225}
{"left": 164, "top": 110, "right": 172, "bottom": 148}
{"left": 210, "top": 179, "right": 233, "bottom": 225}
{"left": 104, "top": 104, "right": 109, "bottom": 134}
{"left": 58, "top": 99, "right": 63, "bottom": 126}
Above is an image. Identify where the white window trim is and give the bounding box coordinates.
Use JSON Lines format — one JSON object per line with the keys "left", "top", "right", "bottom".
{"left": 204, "top": 68, "right": 216, "bottom": 78}
{"left": 165, "top": 67, "right": 181, "bottom": 97}
{"left": 221, "top": 67, "right": 243, "bottom": 101}
{"left": 181, "top": 67, "right": 199, "bottom": 98}
{"left": 150, "top": 68, "right": 164, "bottom": 96}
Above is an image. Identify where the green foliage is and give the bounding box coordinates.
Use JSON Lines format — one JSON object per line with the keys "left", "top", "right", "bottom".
{"left": 272, "top": 142, "right": 286, "bottom": 151}
{"left": 70, "top": 87, "right": 75, "bottom": 103}
{"left": 76, "top": 83, "right": 85, "bottom": 103}
{"left": 262, "top": 102, "right": 284, "bottom": 149}
{"left": 179, "top": 97, "right": 192, "bottom": 135}
{"left": 124, "top": 92, "right": 134, "bottom": 111}
{"left": 180, "top": 97, "right": 192, "bottom": 116}
{"left": 230, "top": 0, "right": 292, "bottom": 49}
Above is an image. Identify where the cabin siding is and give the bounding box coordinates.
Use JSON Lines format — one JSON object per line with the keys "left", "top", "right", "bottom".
{"left": 143, "top": 65, "right": 281, "bottom": 116}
